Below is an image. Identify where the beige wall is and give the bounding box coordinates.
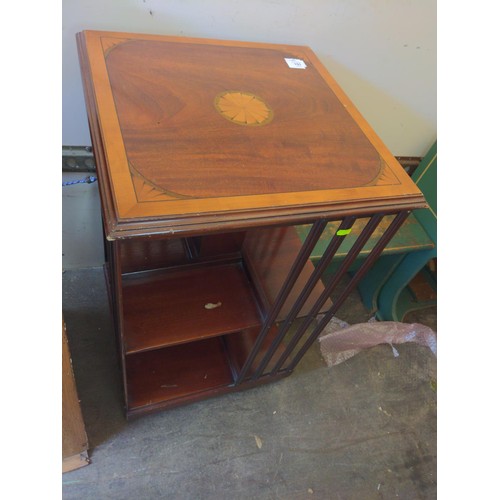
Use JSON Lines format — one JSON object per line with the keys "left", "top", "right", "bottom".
{"left": 62, "top": 0, "right": 436, "bottom": 268}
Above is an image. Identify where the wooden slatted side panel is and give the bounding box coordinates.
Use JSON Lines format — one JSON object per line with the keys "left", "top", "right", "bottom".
{"left": 242, "top": 225, "right": 332, "bottom": 321}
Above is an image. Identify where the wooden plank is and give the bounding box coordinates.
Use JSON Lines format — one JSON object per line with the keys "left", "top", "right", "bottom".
{"left": 126, "top": 338, "right": 233, "bottom": 411}
{"left": 119, "top": 237, "right": 189, "bottom": 273}
{"left": 122, "top": 263, "right": 262, "bottom": 353}
{"left": 62, "top": 318, "right": 89, "bottom": 472}
{"left": 63, "top": 452, "right": 90, "bottom": 474}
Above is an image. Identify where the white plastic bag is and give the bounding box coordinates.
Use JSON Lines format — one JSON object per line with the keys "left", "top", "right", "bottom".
{"left": 317, "top": 315, "right": 437, "bottom": 367}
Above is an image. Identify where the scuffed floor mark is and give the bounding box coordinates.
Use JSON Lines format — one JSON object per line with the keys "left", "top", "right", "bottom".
{"left": 254, "top": 435, "right": 263, "bottom": 449}
{"left": 378, "top": 406, "right": 392, "bottom": 417}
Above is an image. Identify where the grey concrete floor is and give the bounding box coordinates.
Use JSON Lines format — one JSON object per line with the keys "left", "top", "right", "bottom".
{"left": 62, "top": 267, "right": 436, "bottom": 499}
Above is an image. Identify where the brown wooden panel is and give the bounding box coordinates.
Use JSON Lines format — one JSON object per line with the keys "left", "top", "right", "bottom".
{"left": 191, "top": 232, "right": 246, "bottom": 259}
{"left": 126, "top": 338, "right": 233, "bottom": 410}
{"left": 122, "top": 263, "right": 262, "bottom": 353}
{"left": 242, "top": 226, "right": 332, "bottom": 321}
{"left": 119, "top": 237, "right": 189, "bottom": 273}
{"left": 62, "top": 318, "right": 89, "bottom": 471}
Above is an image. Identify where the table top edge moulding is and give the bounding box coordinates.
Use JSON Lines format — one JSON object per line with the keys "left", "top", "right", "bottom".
{"left": 76, "top": 30, "right": 426, "bottom": 239}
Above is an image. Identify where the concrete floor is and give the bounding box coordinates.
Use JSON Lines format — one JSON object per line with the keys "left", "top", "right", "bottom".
{"left": 62, "top": 267, "right": 436, "bottom": 499}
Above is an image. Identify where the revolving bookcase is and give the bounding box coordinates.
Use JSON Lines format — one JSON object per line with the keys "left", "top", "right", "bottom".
{"left": 77, "top": 30, "right": 426, "bottom": 418}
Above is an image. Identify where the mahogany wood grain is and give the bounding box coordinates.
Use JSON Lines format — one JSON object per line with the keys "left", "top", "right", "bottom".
{"left": 125, "top": 334, "right": 291, "bottom": 417}
{"left": 126, "top": 338, "right": 233, "bottom": 411}
{"left": 190, "top": 232, "right": 246, "bottom": 259}
{"left": 105, "top": 41, "right": 380, "bottom": 198}
{"left": 119, "top": 237, "right": 189, "bottom": 273}
{"left": 242, "top": 226, "right": 332, "bottom": 321}
{"left": 119, "top": 233, "right": 246, "bottom": 274}
{"left": 121, "top": 263, "right": 262, "bottom": 353}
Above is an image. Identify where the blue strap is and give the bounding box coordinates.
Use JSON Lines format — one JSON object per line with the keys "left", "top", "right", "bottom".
{"left": 62, "top": 175, "right": 97, "bottom": 186}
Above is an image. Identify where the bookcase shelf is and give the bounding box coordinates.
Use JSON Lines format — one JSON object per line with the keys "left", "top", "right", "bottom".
{"left": 126, "top": 338, "right": 234, "bottom": 414}
{"left": 125, "top": 325, "right": 291, "bottom": 415}
{"left": 122, "top": 262, "right": 262, "bottom": 354}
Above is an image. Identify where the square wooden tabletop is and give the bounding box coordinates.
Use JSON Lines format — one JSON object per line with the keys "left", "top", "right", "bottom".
{"left": 77, "top": 30, "right": 425, "bottom": 238}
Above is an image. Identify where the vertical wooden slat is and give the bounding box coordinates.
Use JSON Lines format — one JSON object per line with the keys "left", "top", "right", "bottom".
{"left": 284, "top": 211, "right": 411, "bottom": 372}
{"left": 235, "top": 219, "right": 328, "bottom": 384}
{"left": 268, "top": 213, "right": 386, "bottom": 375}
{"left": 250, "top": 216, "right": 356, "bottom": 379}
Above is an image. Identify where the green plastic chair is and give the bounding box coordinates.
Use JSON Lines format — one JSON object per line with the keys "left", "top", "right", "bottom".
{"left": 366, "top": 141, "right": 437, "bottom": 321}
{"left": 295, "top": 141, "right": 436, "bottom": 321}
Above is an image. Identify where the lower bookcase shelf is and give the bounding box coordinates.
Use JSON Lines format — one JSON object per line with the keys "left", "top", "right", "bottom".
{"left": 124, "top": 326, "right": 289, "bottom": 417}
{"left": 126, "top": 337, "right": 234, "bottom": 414}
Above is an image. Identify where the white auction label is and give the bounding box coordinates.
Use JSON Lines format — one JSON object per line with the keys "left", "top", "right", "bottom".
{"left": 284, "top": 58, "right": 307, "bottom": 69}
